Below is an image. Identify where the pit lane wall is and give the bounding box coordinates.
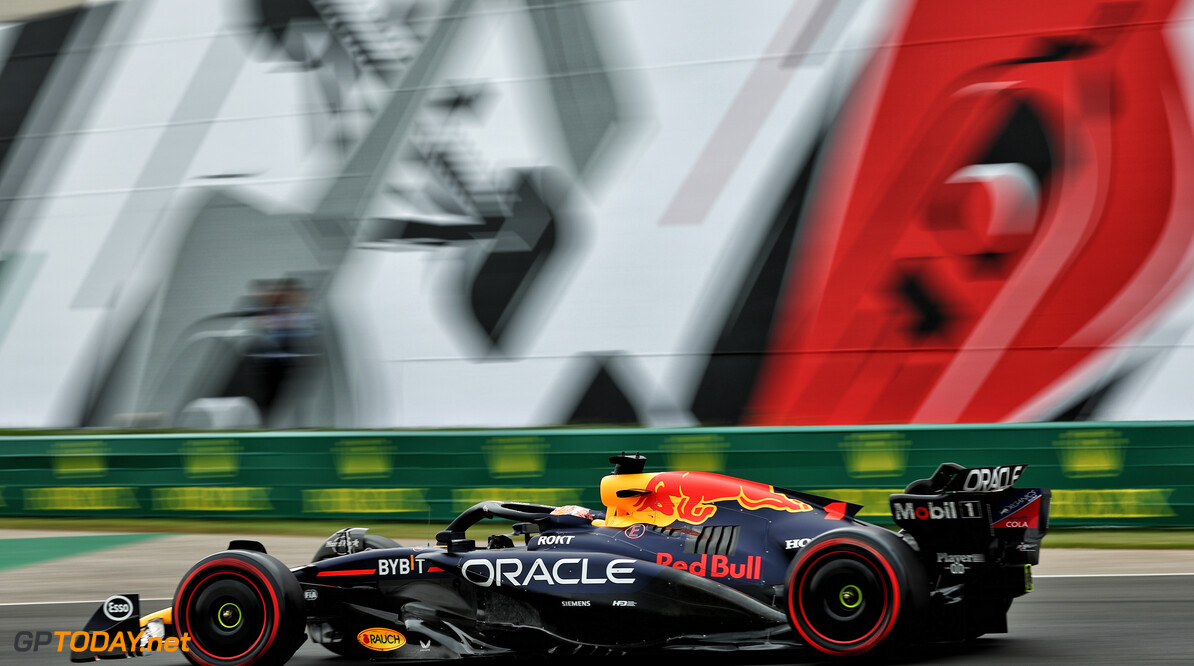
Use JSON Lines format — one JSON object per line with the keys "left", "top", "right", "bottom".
{"left": 0, "top": 422, "right": 1187, "bottom": 527}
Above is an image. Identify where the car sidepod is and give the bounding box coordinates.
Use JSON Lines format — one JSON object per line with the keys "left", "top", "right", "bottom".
{"left": 296, "top": 546, "right": 472, "bottom": 660}
{"left": 419, "top": 548, "right": 788, "bottom": 648}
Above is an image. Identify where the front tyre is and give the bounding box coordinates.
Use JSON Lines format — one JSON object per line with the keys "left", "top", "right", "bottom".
{"left": 787, "top": 527, "right": 927, "bottom": 659}
{"left": 174, "top": 550, "right": 305, "bottom": 666}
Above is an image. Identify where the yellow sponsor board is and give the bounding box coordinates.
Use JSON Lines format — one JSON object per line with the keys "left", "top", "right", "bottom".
{"left": 24, "top": 487, "right": 139, "bottom": 511}
{"left": 333, "top": 439, "right": 393, "bottom": 479}
{"left": 302, "top": 488, "right": 428, "bottom": 514}
{"left": 452, "top": 488, "right": 582, "bottom": 512}
{"left": 838, "top": 432, "right": 910, "bottom": 478}
{"left": 483, "top": 437, "right": 548, "bottom": 478}
{"left": 181, "top": 439, "right": 241, "bottom": 479}
{"left": 151, "top": 487, "right": 272, "bottom": 512}
{"left": 1053, "top": 429, "right": 1127, "bottom": 478}
{"left": 662, "top": 434, "right": 729, "bottom": 472}
{"left": 50, "top": 441, "right": 109, "bottom": 479}
{"left": 1050, "top": 489, "right": 1175, "bottom": 519}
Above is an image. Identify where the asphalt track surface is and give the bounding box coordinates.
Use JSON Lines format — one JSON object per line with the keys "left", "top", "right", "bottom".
{"left": 2, "top": 534, "right": 1193, "bottom": 665}
{"left": 6, "top": 576, "right": 1194, "bottom": 665}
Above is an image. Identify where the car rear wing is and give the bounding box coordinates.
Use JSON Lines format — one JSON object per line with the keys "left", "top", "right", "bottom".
{"left": 889, "top": 463, "right": 1050, "bottom": 566}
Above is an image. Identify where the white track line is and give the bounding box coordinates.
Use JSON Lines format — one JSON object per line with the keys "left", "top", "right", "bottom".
{"left": 0, "top": 598, "right": 172, "bottom": 607}
{"left": 1034, "top": 572, "right": 1194, "bottom": 578}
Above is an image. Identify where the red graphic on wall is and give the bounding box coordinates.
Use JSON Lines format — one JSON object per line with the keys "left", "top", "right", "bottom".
{"left": 750, "top": 0, "right": 1194, "bottom": 424}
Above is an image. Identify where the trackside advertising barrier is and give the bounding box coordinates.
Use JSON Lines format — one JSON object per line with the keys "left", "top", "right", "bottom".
{"left": 0, "top": 423, "right": 1189, "bottom": 526}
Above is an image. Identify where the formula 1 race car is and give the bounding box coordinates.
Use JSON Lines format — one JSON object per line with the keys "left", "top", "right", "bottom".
{"left": 73, "top": 454, "right": 1049, "bottom": 664}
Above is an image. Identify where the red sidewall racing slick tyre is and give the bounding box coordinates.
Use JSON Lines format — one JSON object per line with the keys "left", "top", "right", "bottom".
{"left": 787, "top": 527, "right": 927, "bottom": 659}
{"left": 174, "top": 550, "right": 305, "bottom": 666}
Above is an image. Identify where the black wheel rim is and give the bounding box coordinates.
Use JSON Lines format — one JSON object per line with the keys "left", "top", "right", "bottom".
{"left": 184, "top": 573, "right": 269, "bottom": 660}
{"left": 799, "top": 552, "right": 888, "bottom": 644}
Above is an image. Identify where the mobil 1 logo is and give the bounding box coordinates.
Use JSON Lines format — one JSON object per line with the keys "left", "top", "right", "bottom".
{"left": 892, "top": 499, "right": 984, "bottom": 522}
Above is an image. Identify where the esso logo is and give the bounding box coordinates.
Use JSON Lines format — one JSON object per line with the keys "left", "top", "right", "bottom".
{"left": 103, "top": 595, "right": 134, "bottom": 622}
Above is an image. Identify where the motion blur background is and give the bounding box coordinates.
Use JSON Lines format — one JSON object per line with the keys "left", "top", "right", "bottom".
{"left": 2, "top": 0, "right": 1194, "bottom": 431}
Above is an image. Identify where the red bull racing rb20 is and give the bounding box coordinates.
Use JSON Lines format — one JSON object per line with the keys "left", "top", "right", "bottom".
{"left": 74, "top": 454, "right": 1049, "bottom": 663}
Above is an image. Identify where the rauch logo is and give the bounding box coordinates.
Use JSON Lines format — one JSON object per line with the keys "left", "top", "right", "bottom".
{"left": 357, "top": 628, "right": 406, "bottom": 652}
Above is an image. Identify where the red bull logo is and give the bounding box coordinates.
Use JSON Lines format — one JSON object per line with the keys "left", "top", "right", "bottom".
{"left": 655, "top": 553, "right": 762, "bottom": 580}
{"left": 627, "top": 472, "right": 812, "bottom": 526}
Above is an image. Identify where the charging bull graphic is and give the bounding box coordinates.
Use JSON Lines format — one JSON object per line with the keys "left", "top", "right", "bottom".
{"left": 604, "top": 472, "right": 812, "bottom": 527}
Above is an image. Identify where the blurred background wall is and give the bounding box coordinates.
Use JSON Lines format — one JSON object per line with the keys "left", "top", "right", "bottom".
{"left": 1, "top": 0, "right": 1193, "bottom": 429}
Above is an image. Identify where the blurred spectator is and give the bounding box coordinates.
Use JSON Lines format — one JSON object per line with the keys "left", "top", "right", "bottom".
{"left": 256, "top": 278, "right": 317, "bottom": 359}
{"left": 222, "top": 277, "right": 318, "bottom": 420}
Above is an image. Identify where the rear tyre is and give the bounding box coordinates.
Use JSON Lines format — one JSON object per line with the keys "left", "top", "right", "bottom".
{"left": 174, "top": 550, "right": 305, "bottom": 666}
{"left": 787, "top": 527, "right": 927, "bottom": 659}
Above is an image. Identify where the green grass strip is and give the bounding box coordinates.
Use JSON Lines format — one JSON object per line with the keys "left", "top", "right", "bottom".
{"left": 0, "top": 517, "right": 440, "bottom": 539}
{"left": 0, "top": 533, "right": 167, "bottom": 572}
{"left": 3, "top": 518, "right": 1194, "bottom": 549}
